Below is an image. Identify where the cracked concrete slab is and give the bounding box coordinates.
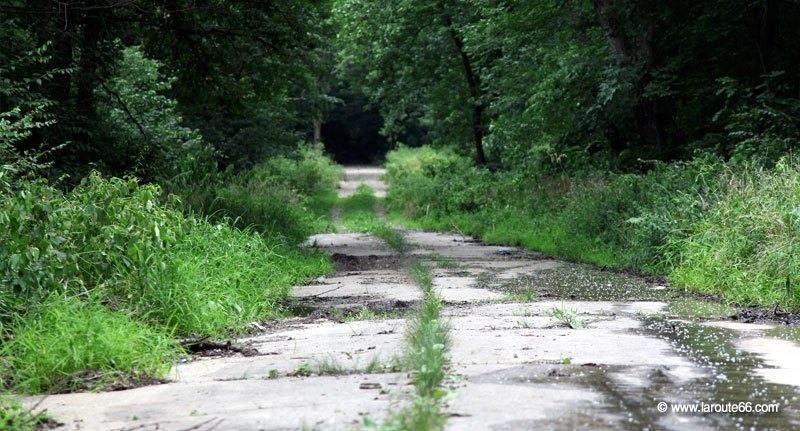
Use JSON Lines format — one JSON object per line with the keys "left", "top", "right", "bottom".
{"left": 33, "top": 374, "right": 410, "bottom": 431}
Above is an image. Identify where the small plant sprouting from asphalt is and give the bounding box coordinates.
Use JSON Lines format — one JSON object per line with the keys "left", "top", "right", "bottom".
{"left": 550, "top": 305, "right": 586, "bottom": 329}
{"left": 286, "top": 356, "right": 402, "bottom": 377}
{"left": 344, "top": 306, "right": 377, "bottom": 321}
{"left": 342, "top": 306, "right": 401, "bottom": 322}
{"left": 428, "top": 253, "right": 460, "bottom": 269}
{"left": 291, "top": 363, "right": 313, "bottom": 377}
{"left": 515, "top": 319, "right": 532, "bottom": 329}
{"left": 504, "top": 289, "right": 538, "bottom": 303}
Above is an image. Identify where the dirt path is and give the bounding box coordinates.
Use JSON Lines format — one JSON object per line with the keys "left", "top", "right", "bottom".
{"left": 28, "top": 167, "right": 800, "bottom": 430}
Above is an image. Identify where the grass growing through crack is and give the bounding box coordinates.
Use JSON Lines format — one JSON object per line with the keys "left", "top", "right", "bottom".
{"left": 341, "top": 306, "right": 402, "bottom": 322}
{"left": 549, "top": 305, "right": 586, "bottom": 329}
{"left": 285, "top": 356, "right": 402, "bottom": 378}
{"left": 372, "top": 224, "right": 408, "bottom": 253}
{"left": 428, "top": 253, "right": 461, "bottom": 269}
{"left": 312, "top": 356, "right": 402, "bottom": 376}
{"left": 503, "top": 289, "right": 538, "bottom": 302}
{"left": 0, "top": 397, "right": 51, "bottom": 431}
{"left": 376, "top": 259, "right": 450, "bottom": 431}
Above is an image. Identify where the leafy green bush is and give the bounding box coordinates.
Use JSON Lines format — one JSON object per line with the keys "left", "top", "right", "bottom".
{"left": 207, "top": 145, "right": 342, "bottom": 242}
{"left": 0, "top": 173, "right": 177, "bottom": 320}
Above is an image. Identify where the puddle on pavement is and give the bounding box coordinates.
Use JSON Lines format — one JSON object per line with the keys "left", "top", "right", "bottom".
{"left": 471, "top": 317, "right": 800, "bottom": 430}
{"left": 636, "top": 316, "right": 800, "bottom": 430}
{"left": 765, "top": 325, "right": 800, "bottom": 343}
{"left": 470, "top": 261, "right": 800, "bottom": 429}
{"left": 480, "top": 263, "right": 666, "bottom": 302}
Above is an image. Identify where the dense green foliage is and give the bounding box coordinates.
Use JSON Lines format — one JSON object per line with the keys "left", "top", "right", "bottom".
{"left": 385, "top": 147, "right": 800, "bottom": 307}
{"left": 1, "top": 0, "right": 334, "bottom": 174}
{"left": 336, "top": 0, "right": 800, "bottom": 168}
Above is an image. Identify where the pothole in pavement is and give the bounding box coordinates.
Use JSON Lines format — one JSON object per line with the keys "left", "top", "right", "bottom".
{"left": 331, "top": 253, "right": 407, "bottom": 271}
{"left": 289, "top": 296, "right": 416, "bottom": 322}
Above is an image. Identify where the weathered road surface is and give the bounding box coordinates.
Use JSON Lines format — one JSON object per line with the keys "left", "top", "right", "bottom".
{"left": 28, "top": 167, "right": 800, "bottom": 430}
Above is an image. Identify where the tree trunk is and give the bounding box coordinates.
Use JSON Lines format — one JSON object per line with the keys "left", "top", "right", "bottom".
{"left": 441, "top": 12, "right": 486, "bottom": 165}
{"left": 313, "top": 119, "right": 322, "bottom": 147}
{"left": 753, "top": 0, "right": 780, "bottom": 74}
{"left": 592, "top": 0, "right": 677, "bottom": 160}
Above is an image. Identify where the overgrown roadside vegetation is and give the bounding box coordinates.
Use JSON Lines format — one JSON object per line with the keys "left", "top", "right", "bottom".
{"left": 340, "top": 185, "right": 407, "bottom": 253}
{"left": 0, "top": 150, "right": 340, "bottom": 394}
{"left": 384, "top": 147, "right": 800, "bottom": 309}
{"left": 0, "top": 27, "right": 344, "bottom": 399}
{"left": 334, "top": 0, "right": 800, "bottom": 313}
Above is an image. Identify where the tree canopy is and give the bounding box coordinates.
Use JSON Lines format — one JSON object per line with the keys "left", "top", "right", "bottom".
{"left": 2, "top": 0, "right": 798, "bottom": 174}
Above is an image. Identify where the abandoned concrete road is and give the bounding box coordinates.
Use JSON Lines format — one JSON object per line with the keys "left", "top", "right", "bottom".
{"left": 27, "top": 167, "right": 800, "bottom": 430}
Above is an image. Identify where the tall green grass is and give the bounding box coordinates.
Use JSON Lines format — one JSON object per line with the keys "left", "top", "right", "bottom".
{"left": 142, "top": 219, "right": 333, "bottom": 337}
{"left": 0, "top": 147, "right": 339, "bottom": 393}
{"left": 670, "top": 159, "right": 800, "bottom": 305}
{"left": 384, "top": 146, "right": 800, "bottom": 308}
{"left": 1, "top": 298, "right": 178, "bottom": 393}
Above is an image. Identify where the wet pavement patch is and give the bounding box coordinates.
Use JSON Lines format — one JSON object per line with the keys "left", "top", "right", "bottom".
{"left": 637, "top": 316, "right": 800, "bottom": 430}
{"left": 663, "top": 297, "right": 738, "bottom": 320}
{"left": 480, "top": 263, "right": 667, "bottom": 302}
